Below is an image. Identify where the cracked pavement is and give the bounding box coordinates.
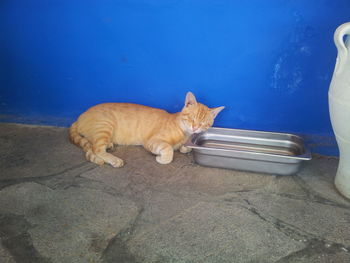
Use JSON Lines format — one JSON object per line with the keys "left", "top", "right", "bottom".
{"left": 0, "top": 123, "right": 350, "bottom": 263}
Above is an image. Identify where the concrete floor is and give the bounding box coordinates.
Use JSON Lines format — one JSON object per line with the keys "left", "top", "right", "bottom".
{"left": 0, "top": 123, "right": 349, "bottom": 263}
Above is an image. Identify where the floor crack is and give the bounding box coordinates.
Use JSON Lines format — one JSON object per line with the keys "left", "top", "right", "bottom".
{"left": 101, "top": 206, "right": 145, "bottom": 263}
{"left": 0, "top": 162, "right": 95, "bottom": 190}
{"left": 241, "top": 204, "right": 350, "bottom": 262}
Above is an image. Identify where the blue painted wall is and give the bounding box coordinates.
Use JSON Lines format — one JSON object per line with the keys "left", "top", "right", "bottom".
{"left": 1, "top": 0, "right": 349, "bottom": 155}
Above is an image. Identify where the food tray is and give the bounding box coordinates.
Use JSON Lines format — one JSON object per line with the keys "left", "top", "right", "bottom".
{"left": 185, "top": 127, "right": 311, "bottom": 175}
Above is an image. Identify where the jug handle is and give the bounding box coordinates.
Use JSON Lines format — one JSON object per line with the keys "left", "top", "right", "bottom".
{"left": 334, "top": 22, "right": 350, "bottom": 75}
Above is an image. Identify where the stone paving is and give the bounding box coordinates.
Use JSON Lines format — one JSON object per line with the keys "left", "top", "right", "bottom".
{"left": 0, "top": 123, "right": 349, "bottom": 263}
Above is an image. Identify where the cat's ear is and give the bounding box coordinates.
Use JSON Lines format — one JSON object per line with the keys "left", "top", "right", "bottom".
{"left": 211, "top": 106, "right": 225, "bottom": 118}
{"left": 185, "top": 92, "right": 197, "bottom": 107}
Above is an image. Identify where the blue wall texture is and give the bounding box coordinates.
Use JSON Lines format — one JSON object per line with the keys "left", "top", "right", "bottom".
{"left": 1, "top": 0, "right": 350, "bottom": 155}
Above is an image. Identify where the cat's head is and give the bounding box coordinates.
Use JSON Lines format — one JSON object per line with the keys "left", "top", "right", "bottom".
{"left": 180, "top": 92, "right": 224, "bottom": 134}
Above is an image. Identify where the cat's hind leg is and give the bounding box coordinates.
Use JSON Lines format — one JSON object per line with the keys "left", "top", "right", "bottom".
{"left": 85, "top": 150, "right": 105, "bottom": 166}
{"left": 70, "top": 122, "right": 105, "bottom": 165}
{"left": 91, "top": 130, "right": 124, "bottom": 168}
{"left": 77, "top": 138, "right": 105, "bottom": 166}
{"left": 77, "top": 139, "right": 105, "bottom": 166}
{"left": 145, "top": 140, "right": 174, "bottom": 164}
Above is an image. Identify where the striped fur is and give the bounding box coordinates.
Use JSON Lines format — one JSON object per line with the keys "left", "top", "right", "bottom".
{"left": 69, "top": 92, "right": 224, "bottom": 167}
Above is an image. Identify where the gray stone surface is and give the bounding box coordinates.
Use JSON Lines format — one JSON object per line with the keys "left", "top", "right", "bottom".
{"left": 0, "top": 243, "right": 16, "bottom": 263}
{"left": 0, "top": 123, "right": 349, "bottom": 263}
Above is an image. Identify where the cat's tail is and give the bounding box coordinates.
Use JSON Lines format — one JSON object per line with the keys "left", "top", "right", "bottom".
{"left": 69, "top": 122, "right": 91, "bottom": 152}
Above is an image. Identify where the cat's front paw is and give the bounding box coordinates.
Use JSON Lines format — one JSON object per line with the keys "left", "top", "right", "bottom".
{"left": 180, "top": 146, "right": 192, "bottom": 154}
{"left": 156, "top": 155, "right": 173, "bottom": 164}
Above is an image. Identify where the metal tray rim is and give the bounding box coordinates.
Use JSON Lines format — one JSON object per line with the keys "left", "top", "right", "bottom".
{"left": 205, "top": 127, "right": 305, "bottom": 140}
{"left": 185, "top": 127, "right": 312, "bottom": 161}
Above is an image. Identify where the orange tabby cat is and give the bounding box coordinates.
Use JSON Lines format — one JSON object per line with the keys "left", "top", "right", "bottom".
{"left": 69, "top": 92, "right": 224, "bottom": 167}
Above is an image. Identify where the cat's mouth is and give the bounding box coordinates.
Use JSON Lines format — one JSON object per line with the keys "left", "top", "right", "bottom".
{"left": 184, "top": 127, "right": 201, "bottom": 135}
{"left": 191, "top": 127, "right": 208, "bottom": 134}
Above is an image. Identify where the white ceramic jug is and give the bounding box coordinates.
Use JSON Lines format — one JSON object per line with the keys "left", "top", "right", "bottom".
{"left": 329, "top": 22, "right": 350, "bottom": 199}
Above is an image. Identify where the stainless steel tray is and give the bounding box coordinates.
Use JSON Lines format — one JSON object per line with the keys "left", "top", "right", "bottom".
{"left": 185, "top": 127, "right": 311, "bottom": 175}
